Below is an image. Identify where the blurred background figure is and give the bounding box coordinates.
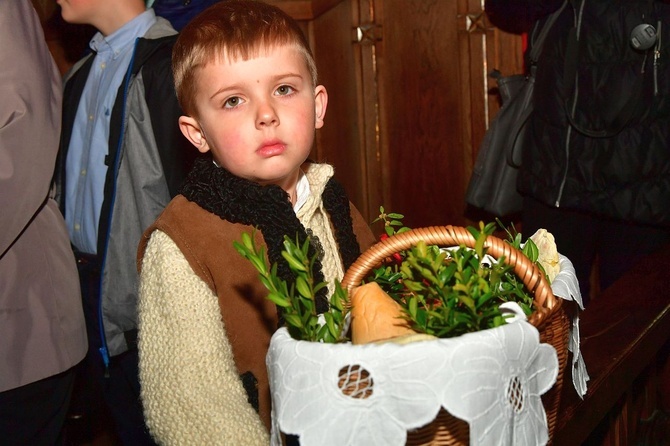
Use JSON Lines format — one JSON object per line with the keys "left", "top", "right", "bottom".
{"left": 485, "top": 0, "right": 670, "bottom": 305}
{"left": 150, "top": 0, "right": 222, "bottom": 31}
{"left": 0, "top": 0, "right": 88, "bottom": 445}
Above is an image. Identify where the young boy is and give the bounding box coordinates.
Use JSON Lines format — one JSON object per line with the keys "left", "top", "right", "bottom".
{"left": 137, "top": 1, "right": 377, "bottom": 443}
{"left": 55, "top": 0, "right": 194, "bottom": 443}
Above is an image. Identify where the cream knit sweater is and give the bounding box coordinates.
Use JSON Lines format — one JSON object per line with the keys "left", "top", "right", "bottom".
{"left": 139, "top": 230, "right": 270, "bottom": 445}
{"left": 138, "top": 164, "right": 343, "bottom": 445}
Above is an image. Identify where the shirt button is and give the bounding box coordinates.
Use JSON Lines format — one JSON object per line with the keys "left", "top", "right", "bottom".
{"left": 101, "top": 62, "right": 106, "bottom": 69}
{"left": 74, "top": 223, "right": 81, "bottom": 231}
{"left": 81, "top": 169, "right": 87, "bottom": 176}
{"left": 89, "top": 115, "right": 94, "bottom": 121}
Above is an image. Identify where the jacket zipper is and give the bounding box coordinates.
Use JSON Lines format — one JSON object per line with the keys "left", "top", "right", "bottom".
{"left": 654, "top": 20, "right": 662, "bottom": 96}
{"left": 556, "top": 0, "right": 585, "bottom": 206}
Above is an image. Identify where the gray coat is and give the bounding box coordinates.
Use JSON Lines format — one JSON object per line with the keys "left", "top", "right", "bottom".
{"left": 0, "top": 0, "right": 87, "bottom": 392}
{"left": 56, "top": 17, "right": 194, "bottom": 358}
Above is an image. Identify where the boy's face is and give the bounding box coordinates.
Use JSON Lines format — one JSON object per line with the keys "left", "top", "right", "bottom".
{"left": 179, "top": 44, "right": 327, "bottom": 192}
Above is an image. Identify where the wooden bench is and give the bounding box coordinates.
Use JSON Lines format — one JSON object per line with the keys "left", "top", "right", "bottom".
{"left": 553, "top": 245, "right": 670, "bottom": 445}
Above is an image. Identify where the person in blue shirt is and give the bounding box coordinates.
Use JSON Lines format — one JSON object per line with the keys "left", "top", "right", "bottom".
{"left": 54, "top": 0, "right": 195, "bottom": 443}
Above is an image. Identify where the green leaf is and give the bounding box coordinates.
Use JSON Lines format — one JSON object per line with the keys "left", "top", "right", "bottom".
{"left": 522, "top": 238, "right": 539, "bottom": 263}
{"left": 457, "top": 294, "right": 476, "bottom": 312}
{"left": 282, "top": 237, "right": 299, "bottom": 258}
{"left": 248, "top": 255, "right": 268, "bottom": 275}
{"left": 301, "top": 295, "right": 315, "bottom": 313}
{"left": 232, "top": 241, "right": 248, "bottom": 257}
{"left": 258, "top": 275, "right": 274, "bottom": 292}
{"left": 318, "top": 324, "right": 332, "bottom": 343}
{"left": 284, "top": 313, "right": 304, "bottom": 329}
{"left": 474, "top": 232, "right": 486, "bottom": 259}
{"left": 240, "top": 231, "right": 254, "bottom": 249}
{"left": 300, "top": 305, "right": 313, "bottom": 325}
{"left": 313, "top": 282, "right": 328, "bottom": 294}
{"left": 281, "top": 250, "right": 307, "bottom": 272}
{"left": 325, "top": 313, "right": 338, "bottom": 339}
{"left": 408, "top": 295, "right": 418, "bottom": 318}
{"left": 295, "top": 276, "right": 312, "bottom": 298}
{"left": 415, "top": 307, "right": 428, "bottom": 327}
{"left": 267, "top": 292, "right": 291, "bottom": 308}
{"left": 452, "top": 283, "right": 469, "bottom": 294}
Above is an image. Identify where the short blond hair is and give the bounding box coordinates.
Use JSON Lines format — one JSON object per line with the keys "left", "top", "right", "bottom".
{"left": 172, "top": 0, "right": 318, "bottom": 118}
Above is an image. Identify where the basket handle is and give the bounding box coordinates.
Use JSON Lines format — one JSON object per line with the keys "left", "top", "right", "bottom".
{"left": 341, "top": 226, "right": 557, "bottom": 327}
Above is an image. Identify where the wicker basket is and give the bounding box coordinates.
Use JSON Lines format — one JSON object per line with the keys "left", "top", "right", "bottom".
{"left": 339, "top": 225, "right": 571, "bottom": 445}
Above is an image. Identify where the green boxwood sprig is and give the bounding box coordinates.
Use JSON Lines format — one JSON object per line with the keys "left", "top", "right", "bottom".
{"left": 233, "top": 232, "right": 348, "bottom": 343}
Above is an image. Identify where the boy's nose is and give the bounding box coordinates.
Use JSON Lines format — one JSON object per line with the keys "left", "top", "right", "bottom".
{"left": 256, "top": 103, "right": 279, "bottom": 127}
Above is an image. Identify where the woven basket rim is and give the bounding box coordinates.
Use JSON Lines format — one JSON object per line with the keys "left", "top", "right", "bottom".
{"left": 341, "top": 225, "right": 558, "bottom": 328}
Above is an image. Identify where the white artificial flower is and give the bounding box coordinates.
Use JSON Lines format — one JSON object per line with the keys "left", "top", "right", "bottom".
{"left": 268, "top": 327, "right": 452, "bottom": 446}
{"left": 441, "top": 321, "right": 558, "bottom": 446}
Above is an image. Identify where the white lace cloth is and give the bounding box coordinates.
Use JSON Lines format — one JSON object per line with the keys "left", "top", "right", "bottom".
{"left": 550, "top": 255, "right": 589, "bottom": 398}
{"left": 267, "top": 256, "right": 587, "bottom": 446}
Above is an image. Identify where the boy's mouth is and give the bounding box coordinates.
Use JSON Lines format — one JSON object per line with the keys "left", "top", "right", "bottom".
{"left": 257, "top": 140, "right": 286, "bottom": 157}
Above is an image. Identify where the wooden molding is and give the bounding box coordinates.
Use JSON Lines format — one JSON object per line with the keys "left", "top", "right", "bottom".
{"left": 265, "top": 0, "right": 344, "bottom": 20}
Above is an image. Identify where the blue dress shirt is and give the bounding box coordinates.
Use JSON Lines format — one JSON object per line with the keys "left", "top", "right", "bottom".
{"left": 65, "top": 10, "right": 157, "bottom": 254}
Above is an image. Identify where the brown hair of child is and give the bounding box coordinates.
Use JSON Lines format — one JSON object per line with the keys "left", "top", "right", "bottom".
{"left": 172, "top": 0, "right": 319, "bottom": 118}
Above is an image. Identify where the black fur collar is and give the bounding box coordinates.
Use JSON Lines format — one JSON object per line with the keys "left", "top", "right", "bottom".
{"left": 180, "top": 157, "right": 362, "bottom": 313}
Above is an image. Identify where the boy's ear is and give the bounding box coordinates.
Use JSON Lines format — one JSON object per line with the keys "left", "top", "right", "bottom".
{"left": 179, "top": 116, "right": 210, "bottom": 154}
{"left": 314, "top": 85, "right": 328, "bottom": 130}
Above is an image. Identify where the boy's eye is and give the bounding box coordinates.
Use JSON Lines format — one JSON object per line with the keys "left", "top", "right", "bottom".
{"left": 275, "top": 85, "right": 295, "bottom": 96}
{"left": 224, "top": 96, "right": 242, "bottom": 108}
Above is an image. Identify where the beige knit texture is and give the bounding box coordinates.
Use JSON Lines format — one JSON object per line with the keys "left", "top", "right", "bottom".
{"left": 138, "top": 230, "right": 269, "bottom": 445}
{"left": 297, "top": 163, "right": 345, "bottom": 294}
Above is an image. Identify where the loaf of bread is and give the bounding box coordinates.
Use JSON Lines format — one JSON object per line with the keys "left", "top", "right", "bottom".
{"left": 350, "top": 282, "right": 418, "bottom": 344}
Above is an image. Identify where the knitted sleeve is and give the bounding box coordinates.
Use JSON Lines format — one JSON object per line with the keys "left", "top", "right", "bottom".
{"left": 138, "top": 230, "right": 269, "bottom": 445}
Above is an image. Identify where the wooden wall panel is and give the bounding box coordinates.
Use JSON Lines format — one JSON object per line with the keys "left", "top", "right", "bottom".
{"left": 375, "top": 0, "right": 463, "bottom": 228}
{"left": 308, "top": 0, "right": 372, "bottom": 218}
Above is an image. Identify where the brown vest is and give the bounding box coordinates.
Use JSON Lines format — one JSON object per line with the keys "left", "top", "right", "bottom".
{"left": 138, "top": 194, "right": 376, "bottom": 430}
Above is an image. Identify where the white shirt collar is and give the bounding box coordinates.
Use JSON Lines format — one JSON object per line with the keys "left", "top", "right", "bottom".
{"left": 293, "top": 169, "right": 310, "bottom": 213}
